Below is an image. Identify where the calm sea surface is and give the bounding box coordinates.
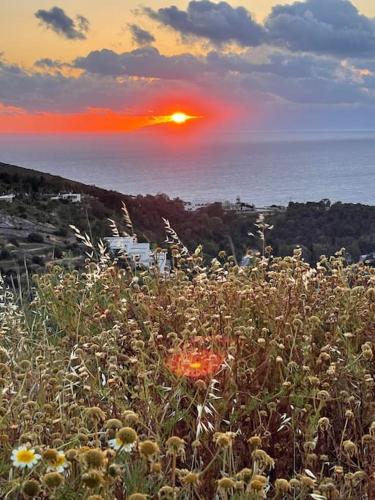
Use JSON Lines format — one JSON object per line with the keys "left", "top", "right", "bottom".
{"left": 0, "top": 130, "right": 374, "bottom": 206}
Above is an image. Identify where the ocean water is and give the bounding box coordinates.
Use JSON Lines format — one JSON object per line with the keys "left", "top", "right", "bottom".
{"left": 0, "top": 130, "right": 374, "bottom": 206}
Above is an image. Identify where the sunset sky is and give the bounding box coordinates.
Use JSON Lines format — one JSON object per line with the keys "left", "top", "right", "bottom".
{"left": 2, "top": 0, "right": 375, "bottom": 132}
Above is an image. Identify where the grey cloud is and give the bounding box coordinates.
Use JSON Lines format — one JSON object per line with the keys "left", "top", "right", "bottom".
{"left": 129, "top": 24, "right": 155, "bottom": 46}
{"left": 71, "top": 45, "right": 374, "bottom": 105}
{"left": 0, "top": 58, "right": 171, "bottom": 112}
{"left": 206, "top": 50, "right": 339, "bottom": 79}
{"left": 35, "top": 6, "right": 89, "bottom": 40}
{"left": 145, "top": 0, "right": 375, "bottom": 58}
{"left": 74, "top": 47, "right": 206, "bottom": 80}
{"left": 145, "top": 0, "right": 265, "bottom": 46}
{"left": 1, "top": 44, "right": 374, "bottom": 115}
{"left": 265, "top": 0, "right": 375, "bottom": 57}
{"left": 34, "top": 58, "right": 65, "bottom": 69}
{"left": 243, "top": 72, "right": 371, "bottom": 105}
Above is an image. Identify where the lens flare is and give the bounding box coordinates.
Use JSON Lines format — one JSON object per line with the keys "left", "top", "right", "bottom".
{"left": 166, "top": 349, "right": 224, "bottom": 379}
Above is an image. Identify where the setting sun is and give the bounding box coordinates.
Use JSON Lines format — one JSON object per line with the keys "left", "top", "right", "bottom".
{"left": 148, "top": 109, "right": 202, "bottom": 130}
{"left": 170, "top": 112, "right": 195, "bottom": 124}
{"left": 170, "top": 112, "right": 190, "bottom": 124}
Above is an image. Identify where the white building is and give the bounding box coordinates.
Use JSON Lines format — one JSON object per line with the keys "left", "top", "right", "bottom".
{"left": 0, "top": 194, "right": 15, "bottom": 203}
{"left": 184, "top": 198, "right": 256, "bottom": 214}
{"left": 222, "top": 199, "right": 255, "bottom": 214}
{"left": 51, "top": 193, "right": 82, "bottom": 203}
{"left": 104, "top": 236, "right": 167, "bottom": 272}
{"left": 184, "top": 200, "right": 210, "bottom": 211}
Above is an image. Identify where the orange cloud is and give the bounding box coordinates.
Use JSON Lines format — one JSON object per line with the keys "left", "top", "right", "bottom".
{"left": 0, "top": 103, "right": 26, "bottom": 116}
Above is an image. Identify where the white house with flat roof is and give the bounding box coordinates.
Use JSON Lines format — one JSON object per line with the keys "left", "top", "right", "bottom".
{"left": 50, "top": 193, "right": 82, "bottom": 203}
{"left": 104, "top": 236, "right": 167, "bottom": 272}
{"left": 0, "top": 194, "right": 15, "bottom": 203}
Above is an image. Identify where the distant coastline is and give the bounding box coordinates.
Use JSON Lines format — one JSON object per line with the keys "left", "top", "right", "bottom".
{"left": 1, "top": 162, "right": 374, "bottom": 289}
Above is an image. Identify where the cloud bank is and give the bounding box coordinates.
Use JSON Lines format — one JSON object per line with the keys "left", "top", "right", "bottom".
{"left": 146, "top": 0, "right": 375, "bottom": 58}
{"left": 266, "top": 0, "right": 375, "bottom": 57}
{"left": 145, "top": 1, "right": 265, "bottom": 47}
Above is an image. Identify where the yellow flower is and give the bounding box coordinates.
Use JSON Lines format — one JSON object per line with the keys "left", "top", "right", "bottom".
{"left": 11, "top": 446, "right": 41, "bottom": 469}
{"left": 47, "top": 451, "right": 69, "bottom": 473}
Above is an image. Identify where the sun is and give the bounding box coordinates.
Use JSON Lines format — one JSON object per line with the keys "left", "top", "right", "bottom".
{"left": 170, "top": 112, "right": 193, "bottom": 124}
{"left": 149, "top": 110, "right": 201, "bottom": 129}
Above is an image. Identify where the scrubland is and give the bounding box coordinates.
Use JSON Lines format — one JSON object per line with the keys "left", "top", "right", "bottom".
{"left": 0, "top": 222, "right": 374, "bottom": 499}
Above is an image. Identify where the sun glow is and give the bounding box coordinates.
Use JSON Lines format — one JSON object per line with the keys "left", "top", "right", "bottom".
{"left": 0, "top": 92, "right": 237, "bottom": 134}
{"left": 170, "top": 112, "right": 192, "bottom": 124}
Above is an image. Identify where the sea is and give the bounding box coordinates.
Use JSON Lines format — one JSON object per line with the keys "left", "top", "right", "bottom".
{"left": 0, "top": 130, "right": 374, "bottom": 207}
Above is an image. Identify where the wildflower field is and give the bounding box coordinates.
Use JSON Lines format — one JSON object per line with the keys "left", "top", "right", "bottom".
{"left": 0, "top": 224, "right": 374, "bottom": 499}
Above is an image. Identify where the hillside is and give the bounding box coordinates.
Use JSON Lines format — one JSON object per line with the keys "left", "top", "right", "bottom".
{"left": 1, "top": 162, "right": 375, "bottom": 286}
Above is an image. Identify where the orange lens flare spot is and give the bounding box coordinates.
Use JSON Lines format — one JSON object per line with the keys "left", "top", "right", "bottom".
{"left": 189, "top": 361, "right": 202, "bottom": 369}
{"left": 166, "top": 349, "right": 224, "bottom": 379}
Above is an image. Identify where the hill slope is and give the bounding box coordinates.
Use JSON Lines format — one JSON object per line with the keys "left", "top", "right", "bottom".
{"left": 1, "top": 162, "right": 375, "bottom": 279}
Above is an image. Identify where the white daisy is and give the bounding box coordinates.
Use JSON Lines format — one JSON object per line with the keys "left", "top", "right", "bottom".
{"left": 108, "top": 438, "right": 135, "bottom": 452}
{"left": 47, "top": 451, "right": 69, "bottom": 473}
{"left": 11, "top": 446, "right": 41, "bottom": 469}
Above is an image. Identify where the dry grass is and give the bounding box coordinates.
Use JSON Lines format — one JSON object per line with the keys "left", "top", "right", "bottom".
{"left": 0, "top": 233, "right": 374, "bottom": 498}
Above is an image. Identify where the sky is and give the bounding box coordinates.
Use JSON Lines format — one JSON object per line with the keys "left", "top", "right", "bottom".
{"left": 2, "top": 0, "right": 375, "bottom": 132}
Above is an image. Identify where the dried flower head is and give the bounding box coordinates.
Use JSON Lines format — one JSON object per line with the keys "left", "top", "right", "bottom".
{"left": 252, "top": 449, "right": 275, "bottom": 470}
{"left": 342, "top": 440, "right": 357, "bottom": 457}
{"left": 249, "top": 477, "right": 267, "bottom": 492}
{"left": 248, "top": 435, "right": 262, "bottom": 448}
{"left": 81, "top": 470, "right": 104, "bottom": 488}
{"left": 213, "top": 432, "right": 236, "bottom": 448}
{"left": 158, "top": 485, "right": 176, "bottom": 499}
{"left": 85, "top": 407, "right": 106, "bottom": 422}
{"left": 22, "top": 479, "right": 40, "bottom": 497}
{"left": 82, "top": 449, "right": 106, "bottom": 469}
{"left": 318, "top": 417, "right": 330, "bottom": 431}
{"left": 151, "top": 461, "right": 162, "bottom": 474}
{"left": 217, "top": 477, "right": 235, "bottom": 490}
{"left": 104, "top": 418, "right": 123, "bottom": 430}
{"left": 43, "top": 471, "right": 64, "bottom": 489}
{"left": 43, "top": 448, "right": 59, "bottom": 463}
{"left": 166, "top": 436, "right": 186, "bottom": 458}
{"left": 139, "top": 440, "right": 160, "bottom": 458}
{"left": 275, "top": 478, "right": 290, "bottom": 492}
